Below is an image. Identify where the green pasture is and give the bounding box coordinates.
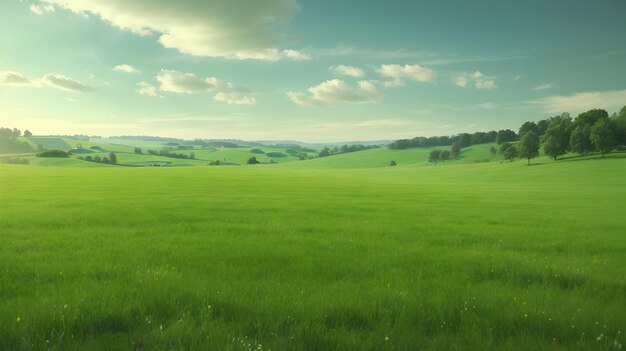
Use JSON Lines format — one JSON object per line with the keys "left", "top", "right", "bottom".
{"left": 0, "top": 156, "right": 624, "bottom": 350}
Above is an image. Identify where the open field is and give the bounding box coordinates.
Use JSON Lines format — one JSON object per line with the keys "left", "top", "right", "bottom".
{"left": 1, "top": 158, "right": 625, "bottom": 350}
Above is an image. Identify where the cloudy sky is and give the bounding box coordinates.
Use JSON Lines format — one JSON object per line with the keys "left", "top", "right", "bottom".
{"left": 1, "top": 0, "right": 625, "bottom": 141}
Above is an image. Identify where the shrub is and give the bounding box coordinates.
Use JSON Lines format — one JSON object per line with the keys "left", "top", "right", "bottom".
{"left": 250, "top": 148, "right": 265, "bottom": 154}
{"left": 2, "top": 157, "right": 29, "bottom": 165}
{"left": 37, "top": 150, "right": 69, "bottom": 158}
{"left": 247, "top": 157, "right": 259, "bottom": 164}
{"left": 390, "top": 160, "right": 397, "bottom": 166}
{"left": 266, "top": 152, "right": 287, "bottom": 158}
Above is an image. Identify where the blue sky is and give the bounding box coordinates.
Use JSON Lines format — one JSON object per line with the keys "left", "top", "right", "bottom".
{"left": 1, "top": 0, "right": 625, "bottom": 141}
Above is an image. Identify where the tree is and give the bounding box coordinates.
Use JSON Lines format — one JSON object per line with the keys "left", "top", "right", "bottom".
{"left": 134, "top": 147, "right": 142, "bottom": 154}
{"left": 496, "top": 129, "right": 517, "bottom": 144}
{"left": 611, "top": 105, "right": 626, "bottom": 146}
{"left": 428, "top": 149, "right": 442, "bottom": 162}
{"left": 109, "top": 152, "right": 117, "bottom": 164}
{"left": 319, "top": 147, "right": 331, "bottom": 157}
{"left": 247, "top": 156, "right": 259, "bottom": 164}
{"left": 23, "top": 129, "right": 32, "bottom": 137}
{"left": 190, "top": 152, "right": 195, "bottom": 160}
{"left": 458, "top": 133, "right": 471, "bottom": 148}
{"left": 389, "top": 160, "right": 397, "bottom": 166}
{"left": 590, "top": 118, "right": 616, "bottom": 158}
{"left": 575, "top": 109, "right": 608, "bottom": 127}
{"left": 569, "top": 125, "right": 592, "bottom": 155}
{"left": 542, "top": 113, "right": 573, "bottom": 160}
{"left": 518, "top": 121, "right": 538, "bottom": 140}
{"left": 102, "top": 157, "right": 110, "bottom": 163}
{"left": 536, "top": 119, "right": 550, "bottom": 136}
{"left": 518, "top": 131, "right": 540, "bottom": 165}
{"left": 499, "top": 142, "right": 512, "bottom": 155}
{"left": 450, "top": 142, "right": 461, "bottom": 157}
{"left": 94, "top": 156, "right": 102, "bottom": 162}
{"left": 503, "top": 146, "right": 518, "bottom": 162}
{"left": 440, "top": 150, "right": 451, "bottom": 161}
{"left": 470, "top": 132, "right": 485, "bottom": 145}
{"left": 489, "top": 146, "right": 497, "bottom": 157}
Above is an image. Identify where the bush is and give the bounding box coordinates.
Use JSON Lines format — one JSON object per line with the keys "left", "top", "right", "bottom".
{"left": 247, "top": 157, "right": 259, "bottom": 164}
{"left": 266, "top": 152, "right": 287, "bottom": 158}
{"left": 390, "top": 160, "right": 397, "bottom": 166}
{"left": 250, "top": 148, "right": 265, "bottom": 154}
{"left": 134, "top": 147, "right": 142, "bottom": 154}
{"left": 90, "top": 146, "right": 104, "bottom": 151}
{"left": 428, "top": 149, "right": 442, "bottom": 162}
{"left": 37, "top": 150, "right": 69, "bottom": 158}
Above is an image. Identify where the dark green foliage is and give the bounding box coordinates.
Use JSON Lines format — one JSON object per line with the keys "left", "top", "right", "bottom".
{"left": 484, "top": 131, "right": 497, "bottom": 143}
{"left": 134, "top": 147, "right": 142, "bottom": 154}
{"left": 499, "top": 142, "right": 512, "bottom": 155}
{"left": 518, "top": 121, "right": 539, "bottom": 140}
{"left": 158, "top": 150, "right": 190, "bottom": 159}
{"left": 495, "top": 129, "right": 517, "bottom": 144}
{"left": 543, "top": 113, "right": 573, "bottom": 160}
{"left": 489, "top": 146, "right": 497, "bottom": 156}
{"left": 190, "top": 152, "right": 195, "bottom": 160}
{"left": 519, "top": 131, "right": 540, "bottom": 165}
{"left": 450, "top": 142, "right": 461, "bottom": 157}
{"left": 440, "top": 150, "right": 451, "bottom": 161}
{"left": 0, "top": 127, "right": 32, "bottom": 153}
{"left": 536, "top": 119, "right": 550, "bottom": 136}
{"left": 90, "top": 146, "right": 105, "bottom": 151}
{"left": 247, "top": 157, "right": 259, "bottom": 164}
{"left": 389, "top": 160, "right": 397, "bottom": 166}
{"left": 611, "top": 106, "right": 626, "bottom": 145}
{"left": 590, "top": 118, "right": 616, "bottom": 158}
{"left": 176, "top": 145, "right": 194, "bottom": 150}
{"left": 428, "top": 149, "right": 442, "bottom": 162}
{"left": 569, "top": 125, "right": 593, "bottom": 155}
{"left": 85, "top": 156, "right": 93, "bottom": 161}
{"left": 148, "top": 150, "right": 158, "bottom": 155}
{"left": 470, "top": 132, "right": 485, "bottom": 145}
{"left": 37, "top": 150, "right": 69, "bottom": 158}
{"left": 458, "top": 133, "right": 471, "bottom": 148}
{"left": 23, "top": 130, "right": 32, "bottom": 137}
{"left": 575, "top": 108, "right": 608, "bottom": 127}
{"left": 208, "top": 141, "right": 239, "bottom": 148}
{"left": 250, "top": 148, "right": 265, "bottom": 154}
{"left": 319, "top": 147, "right": 331, "bottom": 157}
{"left": 266, "top": 152, "right": 287, "bottom": 158}
{"left": 109, "top": 152, "right": 117, "bottom": 164}
{"left": 94, "top": 156, "right": 102, "bottom": 162}
{"left": 503, "top": 146, "right": 518, "bottom": 162}
{"left": 102, "top": 157, "right": 110, "bottom": 163}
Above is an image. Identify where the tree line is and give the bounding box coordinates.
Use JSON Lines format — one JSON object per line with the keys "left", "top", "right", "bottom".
{"left": 392, "top": 105, "right": 626, "bottom": 164}
{"left": 78, "top": 152, "right": 118, "bottom": 164}
{"left": 318, "top": 144, "right": 377, "bottom": 157}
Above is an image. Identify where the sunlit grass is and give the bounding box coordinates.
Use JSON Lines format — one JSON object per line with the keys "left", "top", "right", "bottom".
{"left": 0, "top": 159, "right": 624, "bottom": 350}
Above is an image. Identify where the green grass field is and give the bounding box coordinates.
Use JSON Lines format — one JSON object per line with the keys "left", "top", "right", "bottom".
{"left": 1, "top": 155, "right": 624, "bottom": 350}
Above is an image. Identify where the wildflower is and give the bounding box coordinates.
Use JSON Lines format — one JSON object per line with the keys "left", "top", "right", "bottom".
{"left": 597, "top": 333, "right": 604, "bottom": 341}
{"left": 385, "top": 336, "right": 389, "bottom": 341}
{"left": 16, "top": 317, "right": 21, "bottom": 323}
{"left": 524, "top": 314, "right": 528, "bottom": 318}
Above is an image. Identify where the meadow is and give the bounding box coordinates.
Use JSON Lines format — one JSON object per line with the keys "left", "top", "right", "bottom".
{"left": 0, "top": 154, "right": 625, "bottom": 350}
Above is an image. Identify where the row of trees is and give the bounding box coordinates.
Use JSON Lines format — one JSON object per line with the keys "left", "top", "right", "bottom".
{"left": 389, "top": 129, "right": 518, "bottom": 150}
{"left": 78, "top": 152, "right": 118, "bottom": 164}
{"left": 147, "top": 149, "right": 195, "bottom": 159}
{"left": 0, "top": 127, "right": 33, "bottom": 153}
{"left": 319, "top": 144, "right": 376, "bottom": 157}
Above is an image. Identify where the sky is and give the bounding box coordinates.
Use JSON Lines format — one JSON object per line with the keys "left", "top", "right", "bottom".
{"left": 1, "top": 0, "right": 625, "bottom": 142}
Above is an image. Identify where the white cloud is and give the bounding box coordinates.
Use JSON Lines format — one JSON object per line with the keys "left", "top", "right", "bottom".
{"left": 475, "top": 79, "right": 497, "bottom": 90}
{"left": 287, "top": 79, "right": 381, "bottom": 107}
{"left": 528, "top": 89, "right": 626, "bottom": 115}
{"left": 330, "top": 65, "right": 365, "bottom": 78}
{"left": 214, "top": 91, "right": 256, "bottom": 105}
{"left": 38, "top": 0, "right": 304, "bottom": 61}
{"left": 453, "top": 75, "right": 468, "bottom": 87}
{"left": 113, "top": 64, "right": 141, "bottom": 74}
{"left": 1, "top": 70, "right": 92, "bottom": 92}
{"left": 0, "top": 71, "right": 32, "bottom": 86}
{"left": 155, "top": 70, "right": 255, "bottom": 104}
{"left": 376, "top": 64, "right": 436, "bottom": 87}
{"left": 135, "top": 82, "right": 158, "bottom": 96}
{"left": 30, "top": 4, "right": 55, "bottom": 15}
{"left": 454, "top": 71, "right": 497, "bottom": 89}
{"left": 157, "top": 70, "right": 222, "bottom": 94}
{"left": 532, "top": 82, "right": 553, "bottom": 90}
{"left": 282, "top": 49, "right": 310, "bottom": 61}
{"left": 40, "top": 74, "right": 93, "bottom": 92}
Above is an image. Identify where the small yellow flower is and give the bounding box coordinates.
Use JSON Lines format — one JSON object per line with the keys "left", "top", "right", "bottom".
{"left": 16, "top": 317, "right": 21, "bottom": 323}
{"left": 524, "top": 314, "right": 528, "bottom": 318}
